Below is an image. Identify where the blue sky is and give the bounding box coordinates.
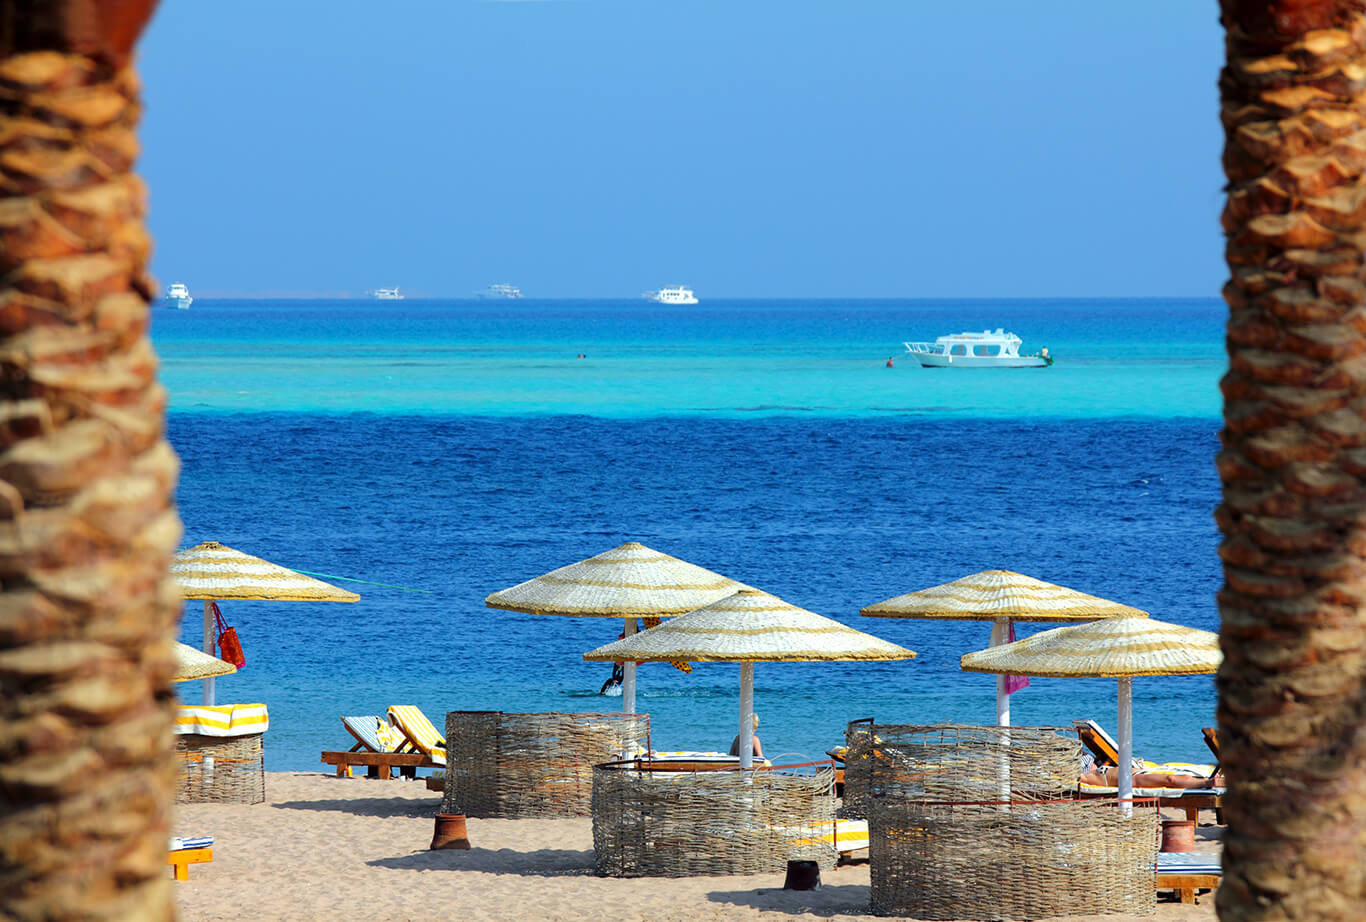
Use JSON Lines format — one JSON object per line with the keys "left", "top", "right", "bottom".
{"left": 138, "top": 2, "right": 1224, "bottom": 299}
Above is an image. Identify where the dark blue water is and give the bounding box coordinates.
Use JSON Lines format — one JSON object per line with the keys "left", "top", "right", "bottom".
{"left": 169, "top": 412, "right": 1222, "bottom": 770}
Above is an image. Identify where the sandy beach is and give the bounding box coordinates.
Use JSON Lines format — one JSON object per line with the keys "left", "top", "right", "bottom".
{"left": 172, "top": 772, "right": 1221, "bottom": 922}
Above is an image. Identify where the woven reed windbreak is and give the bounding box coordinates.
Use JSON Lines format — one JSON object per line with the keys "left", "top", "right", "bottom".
{"left": 866, "top": 724, "right": 1082, "bottom": 802}
{"left": 443, "top": 710, "right": 650, "bottom": 818}
{"left": 592, "top": 761, "right": 837, "bottom": 877}
{"left": 869, "top": 798, "right": 1159, "bottom": 919}
{"left": 175, "top": 734, "right": 265, "bottom": 805}
{"left": 863, "top": 725, "right": 1159, "bottom": 919}
{"left": 841, "top": 718, "right": 875, "bottom": 818}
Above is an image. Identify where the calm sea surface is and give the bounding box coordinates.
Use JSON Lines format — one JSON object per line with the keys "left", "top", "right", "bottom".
{"left": 155, "top": 298, "right": 1228, "bottom": 770}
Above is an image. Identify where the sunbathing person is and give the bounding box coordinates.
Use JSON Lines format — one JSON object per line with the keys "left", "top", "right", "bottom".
{"left": 728, "top": 713, "right": 763, "bottom": 760}
{"left": 1079, "top": 750, "right": 1222, "bottom": 788}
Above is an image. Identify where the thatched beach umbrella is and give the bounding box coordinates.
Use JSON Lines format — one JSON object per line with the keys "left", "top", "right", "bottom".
{"left": 172, "top": 641, "right": 238, "bottom": 683}
{"left": 486, "top": 542, "right": 746, "bottom": 714}
{"left": 960, "top": 615, "right": 1220, "bottom": 812}
{"left": 862, "top": 570, "right": 1147, "bottom": 726}
{"left": 585, "top": 588, "right": 917, "bottom": 768}
{"left": 172, "top": 541, "right": 361, "bottom": 705}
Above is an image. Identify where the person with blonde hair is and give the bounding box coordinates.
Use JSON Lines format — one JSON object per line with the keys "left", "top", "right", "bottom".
{"left": 728, "top": 712, "right": 763, "bottom": 760}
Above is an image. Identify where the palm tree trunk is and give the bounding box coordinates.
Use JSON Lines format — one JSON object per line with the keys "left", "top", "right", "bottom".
{"left": 0, "top": 3, "right": 179, "bottom": 920}
{"left": 1218, "top": 2, "right": 1366, "bottom": 918}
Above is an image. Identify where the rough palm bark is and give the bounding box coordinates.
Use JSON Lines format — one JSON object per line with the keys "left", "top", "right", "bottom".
{"left": 0, "top": 2, "right": 180, "bottom": 920}
{"left": 1218, "top": 1, "right": 1366, "bottom": 918}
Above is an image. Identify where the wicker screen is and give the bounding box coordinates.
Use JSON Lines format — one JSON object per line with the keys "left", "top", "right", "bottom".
{"left": 870, "top": 798, "right": 1160, "bottom": 919}
{"left": 442, "top": 710, "right": 650, "bottom": 818}
{"left": 176, "top": 733, "right": 265, "bottom": 805}
{"left": 861, "top": 724, "right": 1159, "bottom": 920}
{"left": 592, "top": 761, "right": 837, "bottom": 878}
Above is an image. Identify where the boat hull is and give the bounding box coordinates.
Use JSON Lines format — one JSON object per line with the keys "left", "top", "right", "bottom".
{"left": 170, "top": 297, "right": 192, "bottom": 310}
{"left": 913, "top": 354, "right": 1047, "bottom": 368}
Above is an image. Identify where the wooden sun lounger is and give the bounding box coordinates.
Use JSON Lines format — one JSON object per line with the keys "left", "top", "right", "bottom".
{"left": 168, "top": 847, "right": 212, "bottom": 881}
{"left": 1075, "top": 786, "right": 1223, "bottom": 823}
{"left": 320, "top": 749, "right": 432, "bottom": 779}
{"left": 1157, "top": 868, "right": 1220, "bottom": 904}
{"left": 1156, "top": 853, "right": 1221, "bottom": 904}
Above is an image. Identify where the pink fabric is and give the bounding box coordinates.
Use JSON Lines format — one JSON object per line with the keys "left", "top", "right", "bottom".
{"left": 1003, "top": 621, "right": 1030, "bottom": 694}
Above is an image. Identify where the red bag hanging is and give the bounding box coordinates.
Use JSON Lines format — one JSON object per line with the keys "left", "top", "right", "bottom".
{"left": 212, "top": 601, "right": 245, "bottom": 668}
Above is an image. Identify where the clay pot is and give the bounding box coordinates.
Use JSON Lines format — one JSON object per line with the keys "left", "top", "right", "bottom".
{"left": 1160, "top": 818, "right": 1196, "bottom": 852}
{"left": 430, "top": 813, "right": 471, "bottom": 850}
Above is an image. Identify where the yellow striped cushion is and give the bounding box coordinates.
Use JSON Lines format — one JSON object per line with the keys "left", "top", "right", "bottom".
{"left": 175, "top": 703, "right": 269, "bottom": 737}
{"left": 387, "top": 705, "right": 446, "bottom": 765}
{"left": 787, "top": 819, "right": 869, "bottom": 854}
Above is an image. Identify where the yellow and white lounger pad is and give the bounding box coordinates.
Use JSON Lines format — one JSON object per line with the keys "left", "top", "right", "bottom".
{"left": 174, "top": 703, "right": 269, "bottom": 736}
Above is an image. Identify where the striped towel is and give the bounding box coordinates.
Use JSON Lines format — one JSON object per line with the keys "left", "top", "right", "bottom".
{"left": 341, "top": 715, "right": 403, "bottom": 752}
{"left": 785, "top": 819, "right": 869, "bottom": 854}
{"left": 169, "top": 836, "right": 214, "bottom": 851}
{"left": 174, "top": 703, "right": 269, "bottom": 737}
{"left": 648, "top": 750, "right": 773, "bottom": 767}
{"left": 386, "top": 706, "right": 446, "bottom": 765}
{"left": 1139, "top": 760, "right": 1219, "bottom": 778}
{"left": 1158, "top": 852, "right": 1221, "bottom": 875}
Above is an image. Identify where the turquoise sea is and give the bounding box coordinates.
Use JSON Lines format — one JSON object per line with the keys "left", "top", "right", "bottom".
{"left": 154, "top": 297, "right": 1228, "bottom": 772}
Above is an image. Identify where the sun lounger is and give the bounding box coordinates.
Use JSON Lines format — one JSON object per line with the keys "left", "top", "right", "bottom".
{"left": 168, "top": 836, "right": 213, "bottom": 881}
{"left": 1074, "top": 718, "right": 1121, "bottom": 766}
{"left": 319, "top": 716, "right": 430, "bottom": 779}
{"left": 387, "top": 705, "right": 447, "bottom": 766}
{"left": 644, "top": 750, "right": 772, "bottom": 771}
{"left": 1077, "top": 781, "right": 1224, "bottom": 822}
{"left": 781, "top": 818, "right": 869, "bottom": 864}
{"left": 1075, "top": 718, "right": 1220, "bottom": 777}
{"left": 1157, "top": 851, "right": 1221, "bottom": 904}
{"left": 1202, "top": 727, "right": 1219, "bottom": 758}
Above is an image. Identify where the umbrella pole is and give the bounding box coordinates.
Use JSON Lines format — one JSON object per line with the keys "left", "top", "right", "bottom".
{"left": 989, "top": 619, "right": 1010, "bottom": 726}
{"left": 1117, "top": 676, "right": 1133, "bottom": 817}
{"left": 739, "top": 661, "right": 754, "bottom": 770}
{"left": 621, "top": 617, "right": 638, "bottom": 714}
{"left": 202, "top": 599, "right": 215, "bottom": 706}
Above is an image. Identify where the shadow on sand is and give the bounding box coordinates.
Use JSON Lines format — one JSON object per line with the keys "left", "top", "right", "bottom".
{"left": 271, "top": 798, "right": 438, "bottom": 819}
{"left": 368, "top": 847, "right": 596, "bottom": 877}
{"left": 706, "top": 884, "right": 871, "bottom": 917}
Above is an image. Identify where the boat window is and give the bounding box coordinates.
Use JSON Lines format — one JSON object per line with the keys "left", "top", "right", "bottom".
{"left": 973, "top": 344, "right": 1002, "bottom": 356}
{"left": 950, "top": 345, "right": 967, "bottom": 356}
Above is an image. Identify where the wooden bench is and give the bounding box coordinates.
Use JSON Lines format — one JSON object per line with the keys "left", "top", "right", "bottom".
{"left": 168, "top": 847, "right": 213, "bottom": 881}
{"left": 320, "top": 750, "right": 431, "bottom": 779}
{"left": 1156, "top": 853, "right": 1221, "bottom": 904}
{"left": 1076, "top": 788, "right": 1223, "bottom": 823}
{"left": 1157, "top": 870, "right": 1220, "bottom": 904}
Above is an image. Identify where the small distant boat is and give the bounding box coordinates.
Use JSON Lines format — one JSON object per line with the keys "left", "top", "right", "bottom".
{"left": 372, "top": 287, "right": 404, "bottom": 300}
{"left": 165, "top": 282, "right": 193, "bottom": 310}
{"left": 478, "top": 284, "right": 523, "bottom": 299}
{"left": 646, "top": 286, "right": 699, "bottom": 305}
{"left": 903, "top": 329, "right": 1052, "bottom": 368}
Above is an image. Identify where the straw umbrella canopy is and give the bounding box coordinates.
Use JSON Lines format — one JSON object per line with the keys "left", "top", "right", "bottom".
{"left": 172, "top": 540, "right": 360, "bottom": 704}
{"left": 961, "top": 615, "right": 1220, "bottom": 811}
{"left": 584, "top": 588, "right": 917, "bottom": 768}
{"left": 486, "top": 542, "right": 747, "bottom": 715}
{"left": 861, "top": 569, "right": 1148, "bottom": 726}
{"left": 172, "top": 641, "right": 238, "bottom": 682}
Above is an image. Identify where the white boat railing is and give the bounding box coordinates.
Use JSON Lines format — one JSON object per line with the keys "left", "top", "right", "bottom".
{"left": 903, "top": 342, "right": 939, "bottom": 354}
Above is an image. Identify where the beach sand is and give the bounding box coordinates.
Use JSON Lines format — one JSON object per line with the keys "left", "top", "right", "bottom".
{"left": 172, "top": 772, "right": 1220, "bottom": 922}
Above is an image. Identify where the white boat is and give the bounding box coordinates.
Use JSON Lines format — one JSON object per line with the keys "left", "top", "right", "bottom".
{"left": 372, "top": 287, "right": 404, "bottom": 300}
{"left": 903, "top": 329, "right": 1053, "bottom": 368}
{"left": 646, "top": 286, "right": 699, "bottom": 305}
{"left": 165, "top": 282, "right": 192, "bottom": 310}
{"left": 478, "top": 283, "right": 523, "bottom": 299}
